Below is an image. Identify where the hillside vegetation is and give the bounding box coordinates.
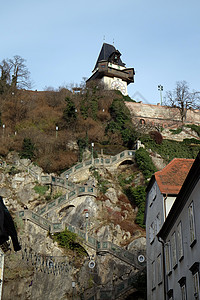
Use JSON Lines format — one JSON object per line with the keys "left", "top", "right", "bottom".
{"left": 0, "top": 86, "right": 138, "bottom": 173}
{"left": 0, "top": 86, "right": 200, "bottom": 176}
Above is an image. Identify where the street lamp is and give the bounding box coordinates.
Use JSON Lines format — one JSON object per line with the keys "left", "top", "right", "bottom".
{"left": 158, "top": 85, "right": 163, "bottom": 105}
{"left": 91, "top": 143, "right": 94, "bottom": 161}
{"left": 66, "top": 174, "right": 69, "bottom": 189}
{"left": 72, "top": 281, "right": 75, "bottom": 300}
{"left": 85, "top": 211, "right": 89, "bottom": 241}
{"left": 55, "top": 126, "right": 59, "bottom": 138}
{"left": 2, "top": 124, "right": 5, "bottom": 138}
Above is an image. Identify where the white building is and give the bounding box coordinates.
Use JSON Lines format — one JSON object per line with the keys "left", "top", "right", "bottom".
{"left": 157, "top": 152, "right": 200, "bottom": 299}
{"left": 145, "top": 158, "right": 195, "bottom": 299}
{"left": 86, "top": 43, "right": 135, "bottom": 95}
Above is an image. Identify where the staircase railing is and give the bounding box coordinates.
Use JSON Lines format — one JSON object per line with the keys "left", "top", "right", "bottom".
{"left": 81, "top": 268, "right": 146, "bottom": 300}
{"left": 61, "top": 150, "right": 135, "bottom": 179}
{"left": 36, "top": 184, "right": 97, "bottom": 216}
{"left": 17, "top": 210, "right": 145, "bottom": 269}
{"left": 38, "top": 150, "right": 135, "bottom": 216}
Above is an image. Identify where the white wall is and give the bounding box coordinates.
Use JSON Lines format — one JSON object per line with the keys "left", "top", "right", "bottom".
{"left": 164, "top": 196, "right": 176, "bottom": 219}
{"left": 146, "top": 181, "right": 165, "bottom": 300}
{"left": 101, "top": 76, "right": 128, "bottom": 95}
{"left": 164, "top": 178, "right": 200, "bottom": 298}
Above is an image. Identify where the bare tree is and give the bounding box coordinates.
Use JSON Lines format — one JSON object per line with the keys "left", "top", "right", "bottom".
{"left": 0, "top": 55, "right": 31, "bottom": 91}
{"left": 164, "top": 81, "right": 200, "bottom": 123}
{"left": 0, "top": 59, "right": 12, "bottom": 93}
{"left": 9, "top": 55, "right": 31, "bottom": 89}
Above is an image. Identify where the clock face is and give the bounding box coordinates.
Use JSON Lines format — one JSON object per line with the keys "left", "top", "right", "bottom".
{"left": 111, "top": 80, "right": 126, "bottom": 95}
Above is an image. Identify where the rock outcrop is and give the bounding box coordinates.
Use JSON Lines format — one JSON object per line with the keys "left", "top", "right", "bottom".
{"left": 1, "top": 152, "right": 146, "bottom": 300}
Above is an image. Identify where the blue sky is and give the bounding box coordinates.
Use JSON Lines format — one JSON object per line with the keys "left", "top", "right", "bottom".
{"left": 1, "top": 0, "right": 200, "bottom": 104}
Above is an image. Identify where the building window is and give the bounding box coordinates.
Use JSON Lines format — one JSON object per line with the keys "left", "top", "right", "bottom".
{"left": 165, "top": 242, "right": 172, "bottom": 275}
{"left": 178, "top": 277, "right": 187, "bottom": 300}
{"left": 193, "top": 272, "right": 200, "bottom": 299}
{"left": 188, "top": 201, "right": 196, "bottom": 246}
{"left": 155, "top": 213, "right": 161, "bottom": 235}
{"left": 152, "top": 260, "right": 156, "bottom": 290}
{"left": 171, "top": 232, "right": 177, "bottom": 268}
{"left": 149, "top": 184, "right": 156, "bottom": 207}
{"left": 157, "top": 253, "right": 162, "bottom": 284}
{"left": 167, "top": 289, "right": 173, "bottom": 300}
{"left": 100, "top": 64, "right": 106, "bottom": 68}
{"left": 177, "top": 221, "right": 184, "bottom": 260}
{"left": 150, "top": 222, "right": 155, "bottom": 244}
{"left": 181, "top": 285, "right": 187, "bottom": 300}
{"left": 189, "top": 262, "right": 199, "bottom": 299}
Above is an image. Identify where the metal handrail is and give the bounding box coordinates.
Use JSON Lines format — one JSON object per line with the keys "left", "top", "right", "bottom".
{"left": 17, "top": 210, "right": 145, "bottom": 269}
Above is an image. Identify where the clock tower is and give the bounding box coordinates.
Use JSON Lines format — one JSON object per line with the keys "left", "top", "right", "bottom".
{"left": 86, "top": 43, "right": 135, "bottom": 95}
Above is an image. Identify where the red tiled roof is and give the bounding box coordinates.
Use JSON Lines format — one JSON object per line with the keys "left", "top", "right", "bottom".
{"left": 155, "top": 158, "right": 194, "bottom": 194}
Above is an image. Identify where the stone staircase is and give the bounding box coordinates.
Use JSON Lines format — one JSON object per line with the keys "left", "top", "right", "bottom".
{"left": 38, "top": 150, "right": 135, "bottom": 216}
{"left": 61, "top": 150, "right": 135, "bottom": 179}
{"left": 81, "top": 268, "right": 146, "bottom": 300}
{"left": 17, "top": 210, "right": 145, "bottom": 270}
{"left": 16, "top": 149, "right": 145, "bottom": 299}
{"left": 19, "top": 238, "right": 145, "bottom": 300}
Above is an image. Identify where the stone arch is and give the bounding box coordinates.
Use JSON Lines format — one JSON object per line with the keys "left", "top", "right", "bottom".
{"left": 59, "top": 205, "right": 75, "bottom": 217}
{"left": 118, "top": 159, "right": 134, "bottom": 166}
{"left": 140, "top": 118, "right": 146, "bottom": 125}
{"left": 111, "top": 156, "right": 135, "bottom": 169}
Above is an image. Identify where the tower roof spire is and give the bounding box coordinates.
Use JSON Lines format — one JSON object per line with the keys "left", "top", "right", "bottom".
{"left": 93, "top": 43, "right": 125, "bottom": 71}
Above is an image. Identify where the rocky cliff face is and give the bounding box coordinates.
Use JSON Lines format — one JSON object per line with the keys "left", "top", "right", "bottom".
{"left": 1, "top": 152, "right": 146, "bottom": 300}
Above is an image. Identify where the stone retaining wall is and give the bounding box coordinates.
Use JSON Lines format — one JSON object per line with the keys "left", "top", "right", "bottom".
{"left": 125, "top": 102, "right": 200, "bottom": 128}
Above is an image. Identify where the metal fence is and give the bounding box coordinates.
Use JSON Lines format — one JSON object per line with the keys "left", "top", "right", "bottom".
{"left": 17, "top": 210, "right": 146, "bottom": 269}
{"left": 61, "top": 150, "right": 135, "bottom": 179}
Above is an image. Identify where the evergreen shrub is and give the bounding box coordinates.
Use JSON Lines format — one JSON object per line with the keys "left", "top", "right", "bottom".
{"left": 53, "top": 229, "right": 87, "bottom": 256}
{"left": 126, "top": 185, "right": 146, "bottom": 228}
{"left": 135, "top": 148, "right": 157, "bottom": 180}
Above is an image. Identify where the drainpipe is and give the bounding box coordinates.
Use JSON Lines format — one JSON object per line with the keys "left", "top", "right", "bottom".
{"left": 158, "top": 236, "right": 167, "bottom": 300}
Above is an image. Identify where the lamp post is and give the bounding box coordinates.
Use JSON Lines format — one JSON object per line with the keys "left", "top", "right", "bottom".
{"left": 2, "top": 124, "right": 5, "bottom": 138}
{"left": 91, "top": 143, "right": 94, "bottom": 162}
{"left": 158, "top": 85, "right": 163, "bottom": 105}
{"left": 65, "top": 174, "right": 69, "bottom": 186}
{"left": 72, "top": 281, "right": 75, "bottom": 300}
{"left": 66, "top": 174, "right": 69, "bottom": 189}
{"left": 56, "top": 126, "right": 59, "bottom": 138}
{"left": 85, "top": 211, "right": 89, "bottom": 241}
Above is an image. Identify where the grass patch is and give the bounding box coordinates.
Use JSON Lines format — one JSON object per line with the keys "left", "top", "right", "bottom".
{"left": 90, "top": 167, "right": 109, "bottom": 194}
{"left": 169, "top": 127, "right": 182, "bottom": 134}
{"left": 53, "top": 229, "right": 87, "bottom": 256}
{"left": 118, "top": 173, "right": 136, "bottom": 188}
{"left": 34, "top": 184, "right": 49, "bottom": 195}
{"left": 186, "top": 124, "right": 200, "bottom": 137}
{"left": 140, "top": 134, "right": 200, "bottom": 162}
{"left": 53, "top": 191, "right": 63, "bottom": 199}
